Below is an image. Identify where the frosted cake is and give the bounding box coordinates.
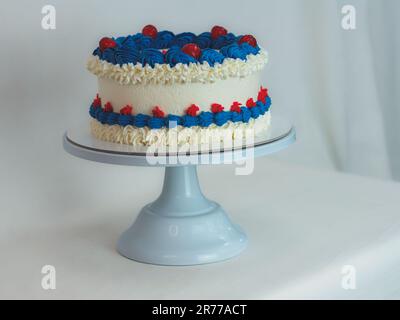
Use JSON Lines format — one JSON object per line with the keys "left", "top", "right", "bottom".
{"left": 87, "top": 25, "right": 271, "bottom": 146}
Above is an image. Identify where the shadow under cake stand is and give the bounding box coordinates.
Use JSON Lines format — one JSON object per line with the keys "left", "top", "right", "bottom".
{"left": 63, "top": 116, "right": 295, "bottom": 266}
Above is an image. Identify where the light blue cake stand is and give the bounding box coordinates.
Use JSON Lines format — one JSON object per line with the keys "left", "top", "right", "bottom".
{"left": 63, "top": 116, "right": 295, "bottom": 266}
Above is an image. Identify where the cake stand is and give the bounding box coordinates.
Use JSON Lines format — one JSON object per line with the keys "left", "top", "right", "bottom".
{"left": 63, "top": 116, "right": 295, "bottom": 266}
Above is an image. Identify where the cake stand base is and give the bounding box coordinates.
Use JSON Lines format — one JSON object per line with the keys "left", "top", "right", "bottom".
{"left": 117, "top": 166, "right": 247, "bottom": 266}
{"left": 64, "top": 116, "right": 295, "bottom": 266}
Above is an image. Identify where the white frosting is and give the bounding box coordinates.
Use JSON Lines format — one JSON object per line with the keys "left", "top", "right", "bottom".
{"left": 87, "top": 50, "right": 268, "bottom": 85}
{"left": 90, "top": 112, "right": 271, "bottom": 147}
{"left": 98, "top": 72, "right": 262, "bottom": 115}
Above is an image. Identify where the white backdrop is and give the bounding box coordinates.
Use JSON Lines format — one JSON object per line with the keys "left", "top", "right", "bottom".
{"left": 0, "top": 0, "right": 399, "bottom": 182}
{"left": 0, "top": 0, "right": 400, "bottom": 299}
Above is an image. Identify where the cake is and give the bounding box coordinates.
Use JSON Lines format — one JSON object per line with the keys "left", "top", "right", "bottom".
{"left": 87, "top": 25, "right": 271, "bottom": 147}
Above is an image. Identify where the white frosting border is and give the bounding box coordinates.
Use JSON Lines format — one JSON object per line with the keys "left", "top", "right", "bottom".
{"left": 90, "top": 112, "right": 271, "bottom": 147}
{"left": 87, "top": 50, "right": 268, "bottom": 85}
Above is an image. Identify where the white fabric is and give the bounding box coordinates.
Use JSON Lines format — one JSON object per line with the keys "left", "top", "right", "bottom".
{"left": 1, "top": 160, "right": 400, "bottom": 299}
{"left": 260, "top": 0, "right": 399, "bottom": 180}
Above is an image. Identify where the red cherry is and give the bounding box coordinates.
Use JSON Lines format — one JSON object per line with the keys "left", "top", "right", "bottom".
{"left": 211, "top": 103, "right": 224, "bottom": 113}
{"left": 186, "top": 104, "right": 200, "bottom": 117}
{"left": 182, "top": 43, "right": 201, "bottom": 59}
{"left": 120, "top": 105, "right": 133, "bottom": 115}
{"left": 99, "top": 37, "right": 117, "bottom": 52}
{"left": 246, "top": 98, "right": 256, "bottom": 108}
{"left": 152, "top": 106, "right": 165, "bottom": 118}
{"left": 93, "top": 94, "right": 102, "bottom": 108}
{"left": 238, "top": 35, "right": 258, "bottom": 47}
{"left": 142, "top": 25, "right": 158, "bottom": 39}
{"left": 230, "top": 101, "right": 242, "bottom": 113}
{"left": 211, "top": 25, "right": 228, "bottom": 39}
{"left": 257, "top": 86, "right": 269, "bottom": 104}
{"left": 104, "top": 102, "right": 113, "bottom": 113}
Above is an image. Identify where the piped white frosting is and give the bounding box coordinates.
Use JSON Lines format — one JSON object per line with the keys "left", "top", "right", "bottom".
{"left": 90, "top": 112, "right": 271, "bottom": 147}
{"left": 87, "top": 50, "right": 268, "bottom": 85}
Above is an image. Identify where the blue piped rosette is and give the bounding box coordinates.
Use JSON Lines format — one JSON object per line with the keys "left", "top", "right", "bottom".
{"left": 89, "top": 96, "right": 271, "bottom": 130}
{"left": 93, "top": 26, "right": 261, "bottom": 67}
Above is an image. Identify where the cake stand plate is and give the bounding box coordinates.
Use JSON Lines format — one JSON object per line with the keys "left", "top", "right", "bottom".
{"left": 63, "top": 116, "right": 295, "bottom": 266}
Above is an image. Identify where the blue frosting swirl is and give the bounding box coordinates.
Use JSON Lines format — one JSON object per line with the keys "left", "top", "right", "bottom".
{"left": 102, "top": 48, "right": 117, "bottom": 64}
{"left": 250, "top": 106, "right": 261, "bottom": 119}
{"left": 131, "top": 33, "right": 153, "bottom": 49}
{"left": 115, "top": 46, "right": 141, "bottom": 65}
{"left": 195, "top": 32, "right": 212, "bottom": 49}
{"left": 212, "top": 33, "right": 236, "bottom": 49}
{"left": 98, "top": 110, "right": 108, "bottom": 124}
{"left": 89, "top": 104, "right": 96, "bottom": 118}
{"left": 182, "top": 115, "right": 199, "bottom": 127}
{"left": 256, "top": 101, "right": 266, "bottom": 114}
{"left": 106, "top": 113, "right": 119, "bottom": 125}
{"left": 166, "top": 46, "right": 196, "bottom": 66}
{"left": 94, "top": 107, "right": 102, "bottom": 118}
{"left": 93, "top": 47, "right": 102, "bottom": 58}
{"left": 215, "top": 111, "right": 232, "bottom": 126}
{"left": 134, "top": 114, "right": 150, "bottom": 127}
{"left": 199, "top": 49, "right": 225, "bottom": 66}
{"left": 120, "top": 35, "right": 138, "bottom": 50}
{"left": 148, "top": 117, "right": 166, "bottom": 129}
{"left": 115, "top": 36, "right": 126, "bottom": 46}
{"left": 240, "top": 43, "right": 260, "bottom": 55}
{"left": 95, "top": 30, "right": 263, "bottom": 67}
{"left": 154, "top": 31, "right": 175, "bottom": 49}
{"left": 240, "top": 42, "right": 260, "bottom": 55}
{"left": 118, "top": 115, "right": 133, "bottom": 126}
{"left": 198, "top": 112, "right": 214, "bottom": 127}
{"left": 231, "top": 111, "right": 243, "bottom": 123}
{"left": 140, "top": 48, "right": 165, "bottom": 67}
{"left": 265, "top": 96, "right": 272, "bottom": 109}
{"left": 220, "top": 43, "right": 247, "bottom": 60}
{"left": 166, "top": 115, "right": 183, "bottom": 128}
{"left": 241, "top": 107, "right": 252, "bottom": 123}
{"left": 171, "top": 32, "right": 196, "bottom": 47}
{"left": 89, "top": 91, "right": 271, "bottom": 129}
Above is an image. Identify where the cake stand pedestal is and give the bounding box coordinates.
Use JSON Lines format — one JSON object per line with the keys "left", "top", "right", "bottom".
{"left": 63, "top": 116, "right": 295, "bottom": 265}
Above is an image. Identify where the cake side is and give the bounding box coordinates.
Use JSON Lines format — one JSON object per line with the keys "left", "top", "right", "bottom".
{"left": 96, "top": 72, "right": 262, "bottom": 116}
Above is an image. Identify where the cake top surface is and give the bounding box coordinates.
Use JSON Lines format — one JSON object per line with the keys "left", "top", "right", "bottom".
{"left": 87, "top": 25, "right": 268, "bottom": 85}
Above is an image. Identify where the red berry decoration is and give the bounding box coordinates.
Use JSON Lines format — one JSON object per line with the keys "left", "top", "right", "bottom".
{"left": 182, "top": 43, "right": 201, "bottom": 59}
{"left": 230, "top": 101, "right": 242, "bottom": 113}
{"left": 152, "top": 106, "right": 165, "bottom": 118}
{"left": 246, "top": 98, "right": 256, "bottom": 108}
{"left": 257, "top": 86, "right": 269, "bottom": 104}
{"left": 186, "top": 104, "right": 200, "bottom": 117}
{"left": 211, "top": 25, "right": 228, "bottom": 39}
{"left": 104, "top": 102, "right": 113, "bottom": 113}
{"left": 142, "top": 24, "right": 158, "bottom": 39}
{"left": 93, "top": 94, "right": 102, "bottom": 108}
{"left": 120, "top": 105, "right": 133, "bottom": 115}
{"left": 99, "top": 37, "right": 117, "bottom": 52}
{"left": 211, "top": 103, "right": 224, "bottom": 113}
{"left": 238, "top": 35, "right": 258, "bottom": 47}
